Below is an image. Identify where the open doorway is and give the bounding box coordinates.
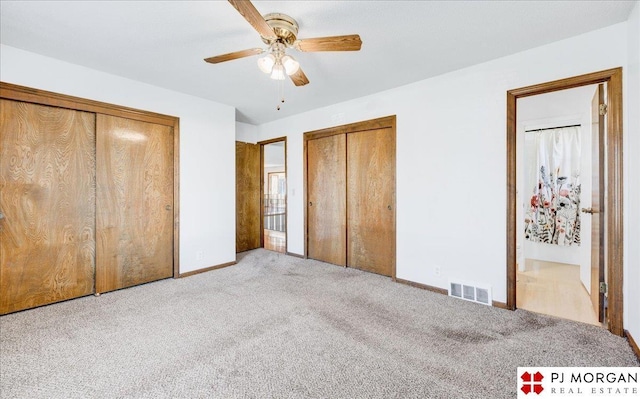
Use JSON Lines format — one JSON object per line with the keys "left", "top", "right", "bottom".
{"left": 261, "top": 138, "right": 287, "bottom": 253}
{"left": 515, "top": 85, "right": 601, "bottom": 326}
{"left": 506, "top": 68, "right": 624, "bottom": 337}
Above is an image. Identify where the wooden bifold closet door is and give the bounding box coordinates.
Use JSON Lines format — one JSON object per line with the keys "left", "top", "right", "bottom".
{"left": 96, "top": 115, "right": 174, "bottom": 293}
{"left": 0, "top": 84, "right": 177, "bottom": 314}
{"left": 306, "top": 116, "right": 396, "bottom": 277}
{"left": 307, "top": 134, "right": 347, "bottom": 266}
{"left": 347, "top": 128, "right": 396, "bottom": 276}
{"left": 0, "top": 100, "right": 96, "bottom": 314}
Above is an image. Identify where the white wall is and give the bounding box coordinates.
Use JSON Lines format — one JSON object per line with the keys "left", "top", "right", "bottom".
{"left": 257, "top": 23, "right": 629, "bottom": 307}
{"left": 236, "top": 121, "right": 258, "bottom": 143}
{"left": 0, "top": 44, "right": 237, "bottom": 274}
{"left": 625, "top": 1, "right": 640, "bottom": 343}
{"left": 517, "top": 85, "right": 595, "bottom": 291}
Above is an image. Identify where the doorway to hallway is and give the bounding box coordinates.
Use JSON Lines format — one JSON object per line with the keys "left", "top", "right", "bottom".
{"left": 262, "top": 138, "right": 287, "bottom": 253}
{"left": 506, "top": 68, "right": 624, "bottom": 336}
{"left": 515, "top": 84, "right": 602, "bottom": 327}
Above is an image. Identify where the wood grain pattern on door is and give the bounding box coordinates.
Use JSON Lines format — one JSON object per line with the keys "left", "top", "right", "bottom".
{"left": 96, "top": 114, "right": 174, "bottom": 293}
{"left": 590, "top": 83, "right": 605, "bottom": 323}
{"left": 236, "top": 141, "right": 261, "bottom": 252}
{"left": 0, "top": 100, "right": 96, "bottom": 314}
{"left": 307, "top": 134, "right": 347, "bottom": 266}
{"left": 347, "top": 128, "right": 396, "bottom": 276}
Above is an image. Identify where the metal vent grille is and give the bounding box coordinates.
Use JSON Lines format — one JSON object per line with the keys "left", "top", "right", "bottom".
{"left": 450, "top": 283, "right": 462, "bottom": 298}
{"left": 463, "top": 285, "right": 475, "bottom": 300}
{"left": 476, "top": 288, "right": 490, "bottom": 304}
{"left": 448, "top": 281, "right": 492, "bottom": 306}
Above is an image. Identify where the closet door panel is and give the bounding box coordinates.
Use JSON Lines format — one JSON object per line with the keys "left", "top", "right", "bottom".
{"left": 96, "top": 114, "right": 173, "bottom": 293}
{"left": 347, "top": 127, "right": 395, "bottom": 276}
{"left": 307, "top": 134, "right": 346, "bottom": 266}
{"left": 0, "top": 100, "right": 96, "bottom": 314}
{"left": 236, "top": 141, "right": 261, "bottom": 252}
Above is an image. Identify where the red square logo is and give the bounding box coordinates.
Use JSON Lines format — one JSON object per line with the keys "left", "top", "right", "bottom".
{"left": 521, "top": 371, "right": 544, "bottom": 395}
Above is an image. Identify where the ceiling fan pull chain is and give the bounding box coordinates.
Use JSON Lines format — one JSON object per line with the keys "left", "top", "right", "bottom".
{"left": 277, "top": 77, "right": 285, "bottom": 110}
{"left": 281, "top": 77, "right": 285, "bottom": 104}
{"left": 276, "top": 79, "right": 281, "bottom": 110}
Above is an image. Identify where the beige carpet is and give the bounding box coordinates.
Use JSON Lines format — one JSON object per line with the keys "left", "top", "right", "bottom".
{"left": 1, "top": 249, "right": 637, "bottom": 398}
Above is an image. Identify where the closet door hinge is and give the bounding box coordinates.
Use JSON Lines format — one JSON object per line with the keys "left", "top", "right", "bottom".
{"left": 600, "top": 282, "right": 607, "bottom": 294}
{"left": 599, "top": 103, "right": 608, "bottom": 116}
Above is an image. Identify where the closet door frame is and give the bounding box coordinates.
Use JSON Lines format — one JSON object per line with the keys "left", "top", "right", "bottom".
{"left": 303, "top": 115, "right": 396, "bottom": 278}
{"left": 0, "top": 82, "right": 181, "bottom": 278}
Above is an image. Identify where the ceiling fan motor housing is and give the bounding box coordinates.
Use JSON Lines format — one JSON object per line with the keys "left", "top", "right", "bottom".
{"left": 261, "top": 13, "right": 299, "bottom": 46}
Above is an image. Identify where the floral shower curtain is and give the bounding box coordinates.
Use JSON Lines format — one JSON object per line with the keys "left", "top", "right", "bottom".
{"left": 524, "top": 126, "right": 581, "bottom": 246}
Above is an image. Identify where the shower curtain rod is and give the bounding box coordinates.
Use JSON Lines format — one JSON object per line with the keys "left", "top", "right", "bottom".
{"left": 525, "top": 124, "right": 581, "bottom": 132}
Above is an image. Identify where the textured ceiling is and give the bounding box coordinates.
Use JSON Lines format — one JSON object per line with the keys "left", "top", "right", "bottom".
{"left": 0, "top": 1, "right": 635, "bottom": 124}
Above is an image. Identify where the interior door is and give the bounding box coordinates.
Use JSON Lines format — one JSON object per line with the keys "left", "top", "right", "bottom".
{"left": 96, "top": 114, "right": 174, "bottom": 293}
{"left": 0, "top": 100, "right": 96, "bottom": 314}
{"left": 346, "top": 128, "right": 396, "bottom": 276}
{"left": 589, "top": 83, "right": 605, "bottom": 323}
{"left": 236, "top": 141, "right": 261, "bottom": 252}
{"left": 307, "top": 134, "right": 347, "bottom": 266}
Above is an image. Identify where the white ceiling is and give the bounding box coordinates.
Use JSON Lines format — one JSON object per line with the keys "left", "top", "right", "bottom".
{"left": 0, "top": 1, "right": 635, "bottom": 125}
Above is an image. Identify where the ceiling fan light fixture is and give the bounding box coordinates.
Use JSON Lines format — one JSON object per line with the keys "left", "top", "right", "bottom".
{"left": 281, "top": 55, "right": 300, "bottom": 75}
{"left": 257, "top": 54, "right": 275, "bottom": 74}
{"left": 204, "top": 1, "right": 362, "bottom": 110}
{"left": 270, "top": 63, "right": 286, "bottom": 80}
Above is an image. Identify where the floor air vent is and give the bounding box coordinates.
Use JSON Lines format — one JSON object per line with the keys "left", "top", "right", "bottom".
{"left": 449, "top": 281, "right": 492, "bottom": 306}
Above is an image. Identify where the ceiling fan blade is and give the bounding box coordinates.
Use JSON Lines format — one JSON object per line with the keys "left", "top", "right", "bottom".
{"left": 228, "top": 0, "right": 276, "bottom": 41}
{"left": 295, "top": 34, "right": 362, "bottom": 52}
{"left": 204, "top": 48, "right": 264, "bottom": 64}
{"left": 289, "top": 67, "right": 309, "bottom": 87}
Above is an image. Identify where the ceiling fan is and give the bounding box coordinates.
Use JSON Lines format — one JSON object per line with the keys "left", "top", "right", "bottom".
{"left": 204, "top": 0, "right": 363, "bottom": 88}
